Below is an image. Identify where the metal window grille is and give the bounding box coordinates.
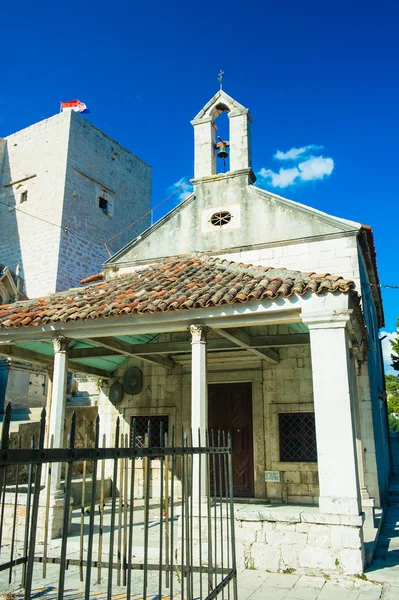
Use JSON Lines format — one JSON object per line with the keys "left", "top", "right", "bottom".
{"left": 132, "top": 415, "right": 169, "bottom": 450}
{"left": 279, "top": 412, "right": 317, "bottom": 462}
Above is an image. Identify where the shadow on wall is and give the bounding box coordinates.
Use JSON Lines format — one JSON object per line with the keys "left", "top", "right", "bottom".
{"left": 0, "top": 143, "right": 24, "bottom": 289}
{"left": 0, "top": 143, "right": 23, "bottom": 414}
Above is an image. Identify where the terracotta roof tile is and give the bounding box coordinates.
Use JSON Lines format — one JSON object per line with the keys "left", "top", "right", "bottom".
{"left": 0, "top": 253, "right": 357, "bottom": 329}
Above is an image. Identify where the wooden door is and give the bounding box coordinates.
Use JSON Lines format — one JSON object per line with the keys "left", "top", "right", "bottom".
{"left": 208, "top": 382, "right": 254, "bottom": 497}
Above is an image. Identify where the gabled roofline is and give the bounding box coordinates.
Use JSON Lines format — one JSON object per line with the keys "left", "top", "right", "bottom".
{"left": 250, "top": 185, "right": 361, "bottom": 232}
{"left": 191, "top": 90, "right": 252, "bottom": 124}
{"left": 104, "top": 192, "right": 196, "bottom": 265}
{"left": 0, "top": 268, "right": 18, "bottom": 296}
{"left": 104, "top": 182, "right": 363, "bottom": 268}
{"left": 357, "top": 225, "right": 384, "bottom": 328}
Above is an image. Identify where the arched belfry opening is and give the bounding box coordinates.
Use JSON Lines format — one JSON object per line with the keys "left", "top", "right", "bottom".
{"left": 214, "top": 108, "right": 230, "bottom": 174}
{"left": 190, "top": 90, "right": 253, "bottom": 180}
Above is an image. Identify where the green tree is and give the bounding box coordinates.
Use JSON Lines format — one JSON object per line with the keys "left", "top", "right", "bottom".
{"left": 386, "top": 374, "right": 399, "bottom": 414}
{"left": 388, "top": 414, "right": 399, "bottom": 433}
{"left": 386, "top": 374, "right": 399, "bottom": 395}
{"left": 390, "top": 318, "right": 399, "bottom": 371}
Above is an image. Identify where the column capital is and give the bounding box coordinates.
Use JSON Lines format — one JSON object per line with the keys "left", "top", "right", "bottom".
{"left": 302, "top": 309, "right": 352, "bottom": 330}
{"left": 189, "top": 324, "right": 209, "bottom": 344}
{"left": 52, "top": 336, "right": 70, "bottom": 353}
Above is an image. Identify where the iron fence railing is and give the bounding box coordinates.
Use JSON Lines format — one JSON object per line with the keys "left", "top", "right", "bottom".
{"left": 0, "top": 404, "right": 237, "bottom": 600}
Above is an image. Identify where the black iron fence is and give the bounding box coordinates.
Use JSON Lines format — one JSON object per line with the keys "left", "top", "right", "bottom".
{"left": 0, "top": 404, "right": 237, "bottom": 600}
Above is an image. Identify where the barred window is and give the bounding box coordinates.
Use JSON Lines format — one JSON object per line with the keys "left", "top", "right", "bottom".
{"left": 279, "top": 412, "right": 317, "bottom": 462}
{"left": 131, "top": 415, "right": 169, "bottom": 450}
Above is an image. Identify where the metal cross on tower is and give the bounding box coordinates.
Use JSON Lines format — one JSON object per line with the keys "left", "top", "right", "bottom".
{"left": 218, "top": 70, "right": 224, "bottom": 90}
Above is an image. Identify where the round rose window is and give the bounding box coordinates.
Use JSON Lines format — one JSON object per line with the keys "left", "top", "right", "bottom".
{"left": 210, "top": 211, "right": 232, "bottom": 227}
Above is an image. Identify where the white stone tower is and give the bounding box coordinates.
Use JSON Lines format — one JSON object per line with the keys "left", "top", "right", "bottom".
{"left": 191, "top": 89, "right": 254, "bottom": 181}
{"left": 0, "top": 110, "right": 151, "bottom": 298}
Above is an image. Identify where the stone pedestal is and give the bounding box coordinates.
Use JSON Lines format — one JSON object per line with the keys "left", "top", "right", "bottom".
{"left": 362, "top": 497, "right": 376, "bottom": 529}
{"left": 234, "top": 505, "right": 366, "bottom": 576}
{"left": 38, "top": 490, "right": 73, "bottom": 540}
{"left": 1, "top": 489, "right": 73, "bottom": 544}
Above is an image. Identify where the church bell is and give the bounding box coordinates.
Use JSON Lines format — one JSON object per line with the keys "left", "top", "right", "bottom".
{"left": 217, "top": 144, "right": 229, "bottom": 160}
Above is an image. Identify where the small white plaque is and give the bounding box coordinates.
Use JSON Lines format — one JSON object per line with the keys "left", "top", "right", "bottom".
{"left": 265, "top": 470, "right": 280, "bottom": 482}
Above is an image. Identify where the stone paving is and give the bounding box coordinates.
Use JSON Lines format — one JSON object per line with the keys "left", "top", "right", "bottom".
{"left": 0, "top": 570, "right": 387, "bottom": 600}
{"left": 238, "top": 571, "right": 383, "bottom": 600}
{"left": 0, "top": 571, "right": 387, "bottom": 600}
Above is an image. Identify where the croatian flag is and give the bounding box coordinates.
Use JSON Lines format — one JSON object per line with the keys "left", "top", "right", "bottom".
{"left": 61, "top": 99, "right": 90, "bottom": 113}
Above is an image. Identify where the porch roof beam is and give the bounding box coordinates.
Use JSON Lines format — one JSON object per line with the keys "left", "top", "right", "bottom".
{"left": 68, "top": 332, "right": 310, "bottom": 359}
{"left": 69, "top": 347, "right": 121, "bottom": 359}
{"left": 85, "top": 337, "right": 175, "bottom": 370}
{"left": 0, "top": 345, "right": 112, "bottom": 379}
{"left": 216, "top": 328, "right": 280, "bottom": 364}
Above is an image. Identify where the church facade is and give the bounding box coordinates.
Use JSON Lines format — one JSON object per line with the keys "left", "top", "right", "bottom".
{"left": 0, "top": 90, "right": 390, "bottom": 575}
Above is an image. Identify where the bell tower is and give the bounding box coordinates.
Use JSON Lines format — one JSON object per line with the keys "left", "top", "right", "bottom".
{"left": 191, "top": 88, "right": 254, "bottom": 181}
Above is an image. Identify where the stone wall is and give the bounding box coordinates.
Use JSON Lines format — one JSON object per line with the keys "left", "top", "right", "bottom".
{"left": 0, "top": 111, "right": 151, "bottom": 298}
{"left": 57, "top": 111, "right": 151, "bottom": 291}
{"left": 4, "top": 405, "right": 98, "bottom": 484}
{"left": 0, "top": 113, "right": 69, "bottom": 297}
{"left": 187, "top": 506, "right": 364, "bottom": 576}
{"left": 222, "top": 234, "right": 360, "bottom": 288}
{"left": 5, "top": 364, "right": 48, "bottom": 410}
{"left": 1, "top": 491, "right": 72, "bottom": 542}
{"left": 259, "top": 337, "right": 319, "bottom": 504}
{"left": 234, "top": 506, "right": 365, "bottom": 576}
{"left": 108, "top": 170, "right": 361, "bottom": 273}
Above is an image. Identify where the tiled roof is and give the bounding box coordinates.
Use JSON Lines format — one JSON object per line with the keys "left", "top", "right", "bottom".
{"left": 0, "top": 254, "right": 356, "bottom": 329}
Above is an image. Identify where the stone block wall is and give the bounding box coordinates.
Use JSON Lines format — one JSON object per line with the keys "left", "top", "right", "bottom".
{"left": 221, "top": 234, "right": 361, "bottom": 288}
{"left": 0, "top": 110, "right": 152, "bottom": 299}
{"left": 259, "top": 337, "right": 319, "bottom": 504}
{"left": 5, "top": 365, "right": 48, "bottom": 410}
{"left": 57, "top": 112, "right": 152, "bottom": 291}
{"left": 0, "top": 113, "right": 69, "bottom": 297}
{"left": 0, "top": 138, "right": 6, "bottom": 171}
{"left": 187, "top": 506, "right": 365, "bottom": 576}
{"left": 234, "top": 508, "right": 365, "bottom": 576}
{"left": 1, "top": 491, "right": 72, "bottom": 542}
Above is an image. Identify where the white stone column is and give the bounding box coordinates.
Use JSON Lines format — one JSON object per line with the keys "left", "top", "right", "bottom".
{"left": 357, "top": 360, "right": 381, "bottom": 506}
{"left": 191, "top": 119, "right": 216, "bottom": 178}
{"left": 189, "top": 324, "right": 208, "bottom": 502}
{"left": 48, "top": 336, "right": 69, "bottom": 492}
{"left": 228, "top": 109, "right": 252, "bottom": 171}
{"left": 350, "top": 353, "right": 375, "bottom": 527}
{"left": 303, "top": 313, "right": 361, "bottom": 516}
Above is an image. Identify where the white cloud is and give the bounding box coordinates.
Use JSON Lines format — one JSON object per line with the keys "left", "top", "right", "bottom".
{"left": 258, "top": 167, "right": 299, "bottom": 188}
{"left": 168, "top": 176, "right": 194, "bottom": 201}
{"left": 257, "top": 145, "right": 334, "bottom": 189}
{"left": 179, "top": 190, "right": 192, "bottom": 201}
{"left": 169, "top": 176, "right": 187, "bottom": 191}
{"left": 274, "top": 145, "right": 322, "bottom": 161}
{"left": 381, "top": 331, "right": 398, "bottom": 374}
{"left": 298, "top": 156, "right": 334, "bottom": 181}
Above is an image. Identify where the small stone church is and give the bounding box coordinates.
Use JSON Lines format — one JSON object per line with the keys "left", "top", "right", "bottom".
{"left": 0, "top": 89, "right": 390, "bottom": 575}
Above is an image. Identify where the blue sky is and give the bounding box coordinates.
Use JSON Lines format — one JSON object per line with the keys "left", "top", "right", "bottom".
{"left": 1, "top": 1, "right": 398, "bottom": 368}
